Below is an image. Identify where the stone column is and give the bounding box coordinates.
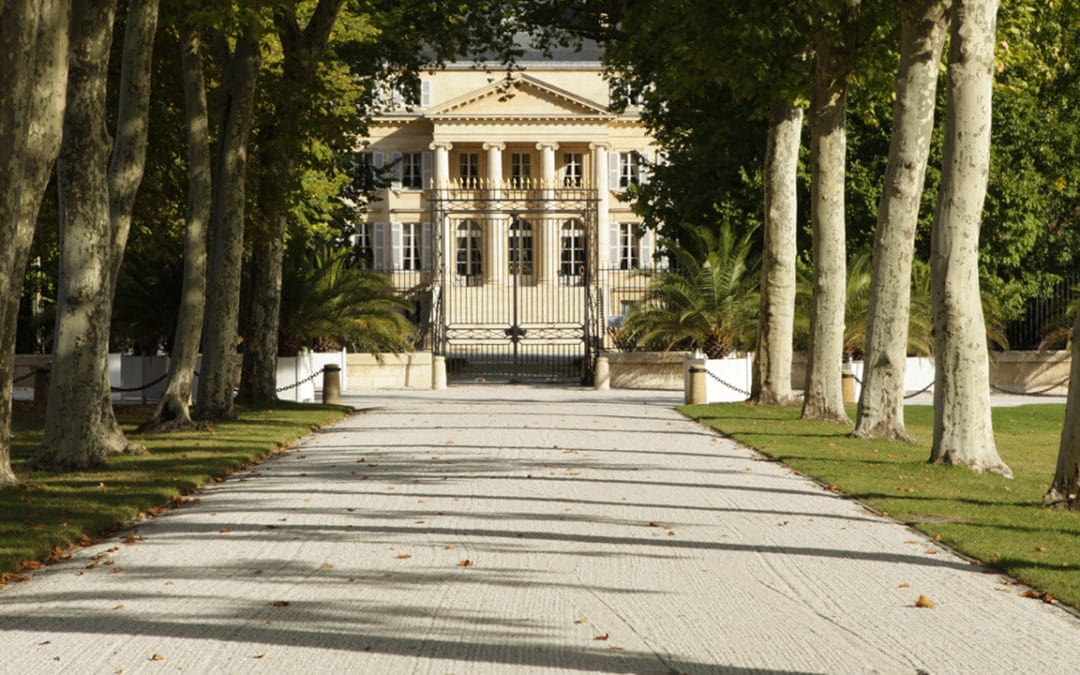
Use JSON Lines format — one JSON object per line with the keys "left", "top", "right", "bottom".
{"left": 537, "top": 142, "right": 559, "bottom": 285}
{"left": 430, "top": 142, "right": 453, "bottom": 284}
{"left": 483, "top": 142, "right": 505, "bottom": 285}
{"left": 430, "top": 141, "right": 452, "bottom": 187}
{"left": 590, "top": 143, "right": 610, "bottom": 270}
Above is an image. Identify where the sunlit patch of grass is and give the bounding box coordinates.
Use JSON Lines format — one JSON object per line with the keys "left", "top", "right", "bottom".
{"left": 681, "top": 402, "right": 1080, "bottom": 609}
{"left": 1, "top": 401, "right": 349, "bottom": 576}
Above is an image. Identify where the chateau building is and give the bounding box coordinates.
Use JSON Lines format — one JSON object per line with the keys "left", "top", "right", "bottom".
{"left": 358, "top": 43, "right": 660, "bottom": 383}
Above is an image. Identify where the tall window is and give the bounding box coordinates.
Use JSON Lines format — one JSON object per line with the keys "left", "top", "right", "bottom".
{"left": 617, "top": 222, "right": 640, "bottom": 270}
{"left": 352, "top": 223, "right": 374, "bottom": 268}
{"left": 560, "top": 219, "right": 586, "bottom": 284}
{"left": 402, "top": 222, "right": 421, "bottom": 270}
{"left": 619, "top": 152, "right": 640, "bottom": 188}
{"left": 459, "top": 153, "right": 479, "bottom": 188}
{"left": 563, "top": 153, "right": 583, "bottom": 187}
{"left": 402, "top": 152, "right": 423, "bottom": 189}
{"left": 508, "top": 218, "right": 534, "bottom": 276}
{"left": 511, "top": 152, "right": 531, "bottom": 188}
{"left": 455, "top": 220, "right": 482, "bottom": 282}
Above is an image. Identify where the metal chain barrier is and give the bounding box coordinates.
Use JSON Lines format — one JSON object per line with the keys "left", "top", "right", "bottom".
{"left": 12, "top": 369, "right": 37, "bottom": 385}
{"left": 902, "top": 380, "right": 935, "bottom": 399}
{"left": 13, "top": 364, "right": 333, "bottom": 395}
{"left": 276, "top": 366, "right": 326, "bottom": 393}
{"left": 850, "top": 371, "right": 934, "bottom": 400}
{"left": 990, "top": 375, "right": 1070, "bottom": 397}
{"left": 109, "top": 371, "right": 170, "bottom": 393}
{"left": 702, "top": 367, "right": 751, "bottom": 397}
{"left": 851, "top": 370, "right": 1067, "bottom": 399}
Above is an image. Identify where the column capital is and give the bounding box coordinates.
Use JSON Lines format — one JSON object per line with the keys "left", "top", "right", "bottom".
{"left": 589, "top": 142, "right": 611, "bottom": 152}
{"left": 429, "top": 141, "right": 453, "bottom": 152}
{"left": 535, "top": 142, "right": 560, "bottom": 152}
{"left": 482, "top": 142, "right": 506, "bottom": 152}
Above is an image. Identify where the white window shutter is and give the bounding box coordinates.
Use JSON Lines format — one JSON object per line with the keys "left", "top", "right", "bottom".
{"left": 372, "top": 151, "right": 384, "bottom": 169}
{"left": 638, "top": 226, "right": 654, "bottom": 268}
{"left": 390, "top": 221, "right": 404, "bottom": 270}
{"left": 421, "top": 222, "right": 432, "bottom": 270}
{"left": 420, "top": 80, "right": 432, "bottom": 107}
{"left": 421, "top": 151, "right": 432, "bottom": 189}
{"left": 373, "top": 222, "right": 386, "bottom": 271}
{"left": 390, "top": 151, "right": 402, "bottom": 188}
{"left": 608, "top": 222, "right": 621, "bottom": 269}
{"left": 608, "top": 151, "right": 620, "bottom": 188}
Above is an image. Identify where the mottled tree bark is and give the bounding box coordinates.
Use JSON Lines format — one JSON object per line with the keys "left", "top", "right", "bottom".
{"left": 1043, "top": 308, "right": 1080, "bottom": 508}
{"left": 0, "top": 0, "right": 69, "bottom": 485}
{"left": 36, "top": 0, "right": 120, "bottom": 470}
{"left": 195, "top": 16, "right": 261, "bottom": 420}
{"left": 238, "top": 0, "right": 345, "bottom": 405}
{"left": 929, "top": 0, "right": 1011, "bottom": 476}
{"left": 854, "top": 0, "right": 950, "bottom": 441}
{"left": 99, "top": 0, "right": 159, "bottom": 454}
{"left": 36, "top": 0, "right": 158, "bottom": 469}
{"left": 149, "top": 11, "right": 211, "bottom": 428}
{"left": 752, "top": 101, "right": 802, "bottom": 405}
{"left": 802, "top": 1, "right": 856, "bottom": 425}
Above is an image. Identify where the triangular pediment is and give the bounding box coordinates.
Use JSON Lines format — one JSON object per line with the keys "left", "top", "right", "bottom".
{"left": 426, "top": 74, "right": 611, "bottom": 119}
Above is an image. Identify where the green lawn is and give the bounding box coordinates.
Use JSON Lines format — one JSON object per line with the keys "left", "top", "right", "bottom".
{"left": 680, "top": 402, "right": 1080, "bottom": 609}
{"left": 1, "top": 401, "right": 349, "bottom": 581}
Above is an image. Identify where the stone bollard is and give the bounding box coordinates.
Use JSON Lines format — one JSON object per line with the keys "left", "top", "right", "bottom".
{"left": 432, "top": 355, "right": 447, "bottom": 390}
{"left": 686, "top": 365, "right": 707, "bottom": 405}
{"left": 842, "top": 368, "right": 856, "bottom": 404}
{"left": 594, "top": 355, "right": 610, "bottom": 390}
{"left": 322, "top": 364, "right": 342, "bottom": 405}
{"left": 33, "top": 367, "right": 49, "bottom": 405}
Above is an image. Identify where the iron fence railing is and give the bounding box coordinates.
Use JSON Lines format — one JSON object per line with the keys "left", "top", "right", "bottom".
{"left": 1005, "top": 269, "right": 1079, "bottom": 350}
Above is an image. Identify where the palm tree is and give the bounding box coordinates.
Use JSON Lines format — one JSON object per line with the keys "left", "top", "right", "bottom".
{"left": 278, "top": 236, "right": 417, "bottom": 356}
{"left": 793, "top": 253, "right": 1008, "bottom": 360}
{"left": 621, "top": 223, "right": 759, "bottom": 359}
{"left": 1039, "top": 284, "right": 1079, "bottom": 351}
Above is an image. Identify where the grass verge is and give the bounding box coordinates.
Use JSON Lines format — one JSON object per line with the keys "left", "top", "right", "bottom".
{"left": 1, "top": 401, "right": 350, "bottom": 580}
{"left": 680, "top": 402, "right": 1080, "bottom": 610}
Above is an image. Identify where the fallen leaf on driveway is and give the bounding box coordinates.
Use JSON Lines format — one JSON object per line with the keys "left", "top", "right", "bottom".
{"left": 396, "top": 554, "right": 412, "bottom": 560}
{"left": 272, "top": 601, "right": 290, "bottom": 607}
{"left": 594, "top": 633, "right": 609, "bottom": 641}
{"left": 149, "top": 653, "right": 165, "bottom": 661}
{"left": 574, "top": 618, "right": 588, "bottom": 624}
{"left": 915, "top": 595, "right": 935, "bottom": 609}
{"left": 458, "top": 559, "right": 473, "bottom": 567}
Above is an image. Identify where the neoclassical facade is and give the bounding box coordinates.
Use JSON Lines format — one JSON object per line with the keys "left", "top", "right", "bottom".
{"left": 358, "top": 47, "right": 660, "bottom": 383}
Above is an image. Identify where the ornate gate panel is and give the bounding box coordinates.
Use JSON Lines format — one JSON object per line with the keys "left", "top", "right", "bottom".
{"left": 431, "top": 188, "right": 598, "bottom": 384}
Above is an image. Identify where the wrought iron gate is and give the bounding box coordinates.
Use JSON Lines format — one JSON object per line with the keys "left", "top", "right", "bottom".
{"left": 431, "top": 187, "right": 599, "bottom": 384}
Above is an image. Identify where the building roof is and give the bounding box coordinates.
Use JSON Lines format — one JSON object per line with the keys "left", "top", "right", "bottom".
{"left": 440, "top": 35, "right": 603, "bottom": 69}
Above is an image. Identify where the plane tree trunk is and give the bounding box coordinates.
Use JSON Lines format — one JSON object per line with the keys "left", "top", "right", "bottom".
{"left": 1043, "top": 308, "right": 1080, "bottom": 508}
{"left": 928, "top": 0, "right": 1011, "bottom": 477}
{"left": 853, "top": 0, "right": 950, "bottom": 442}
{"left": 752, "top": 100, "right": 802, "bottom": 405}
{"left": 238, "top": 0, "right": 345, "bottom": 405}
{"left": 195, "top": 16, "right": 262, "bottom": 420}
{"left": 801, "top": 1, "right": 857, "bottom": 425}
{"left": 35, "top": 0, "right": 121, "bottom": 470}
{"left": 0, "top": 0, "right": 70, "bottom": 485}
{"left": 147, "top": 11, "right": 211, "bottom": 429}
